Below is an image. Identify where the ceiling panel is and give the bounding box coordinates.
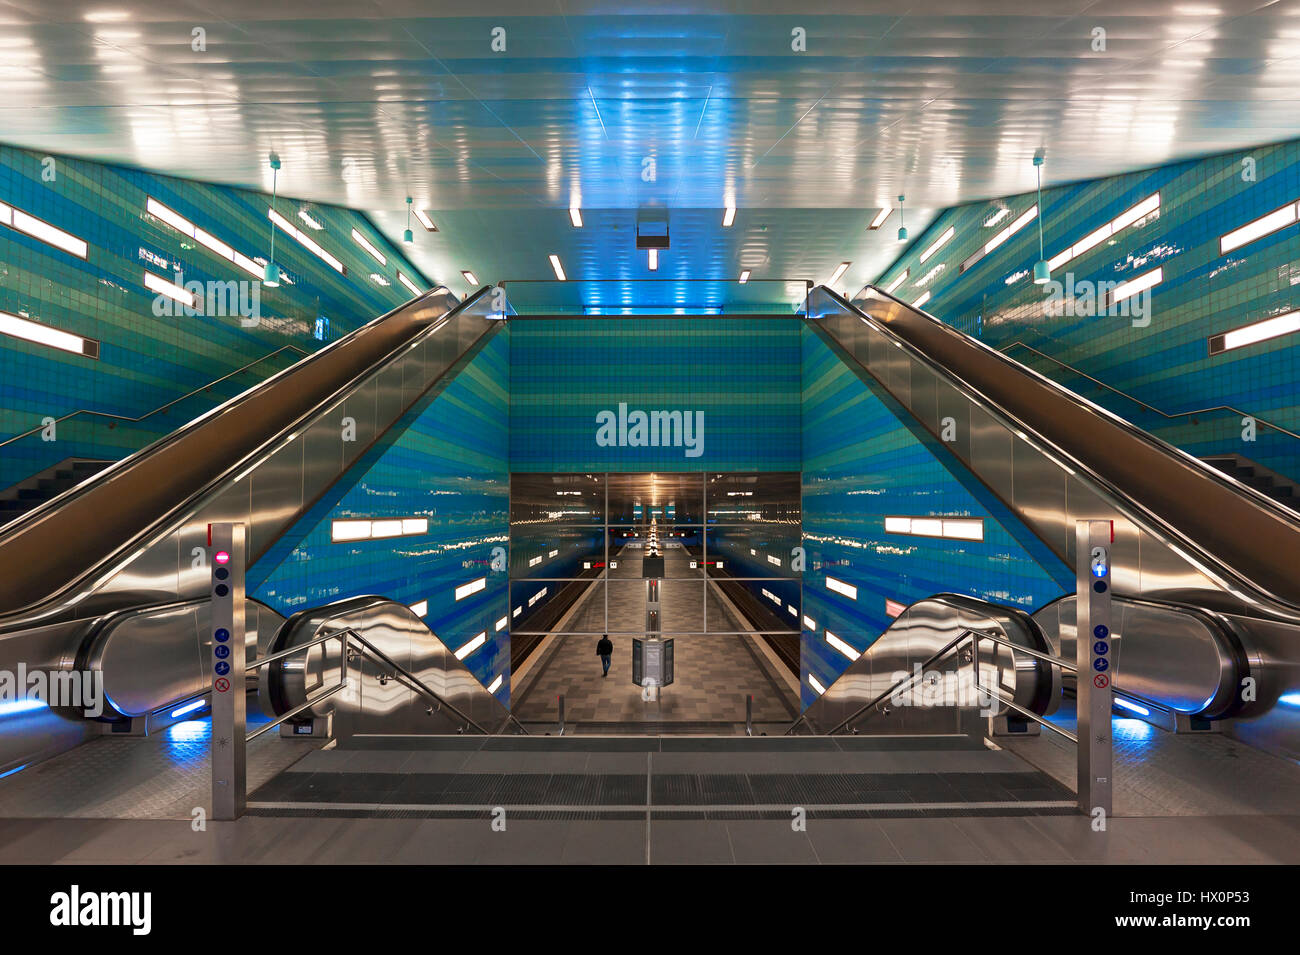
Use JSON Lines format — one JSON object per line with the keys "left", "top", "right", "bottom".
{"left": 0, "top": 0, "right": 1297, "bottom": 305}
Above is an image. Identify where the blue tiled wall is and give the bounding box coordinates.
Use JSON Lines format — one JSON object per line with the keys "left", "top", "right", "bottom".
{"left": 799, "top": 325, "right": 1071, "bottom": 709}
{"left": 250, "top": 330, "right": 512, "bottom": 705}
{"left": 0, "top": 144, "right": 433, "bottom": 489}
{"left": 867, "top": 138, "right": 1300, "bottom": 484}
{"left": 509, "top": 317, "right": 801, "bottom": 472}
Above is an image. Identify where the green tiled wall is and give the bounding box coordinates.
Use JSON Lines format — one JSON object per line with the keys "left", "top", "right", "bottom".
{"left": 866, "top": 138, "right": 1300, "bottom": 485}
{"left": 0, "top": 144, "right": 433, "bottom": 489}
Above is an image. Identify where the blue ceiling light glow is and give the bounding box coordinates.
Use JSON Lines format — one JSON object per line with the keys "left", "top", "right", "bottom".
{"left": 169, "top": 698, "right": 208, "bottom": 719}
{"left": 0, "top": 764, "right": 28, "bottom": 779}
{"left": 1278, "top": 692, "right": 1300, "bottom": 707}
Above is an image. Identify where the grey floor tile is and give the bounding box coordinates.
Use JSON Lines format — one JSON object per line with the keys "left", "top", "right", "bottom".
{"left": 725, "top": 820, "right": 819, "bottom": 864}
{"left": 649, "top": 820, "right": 735, "bottom": 864}
{"left": 876, "top": 817, "right": 991, "bottom": 863}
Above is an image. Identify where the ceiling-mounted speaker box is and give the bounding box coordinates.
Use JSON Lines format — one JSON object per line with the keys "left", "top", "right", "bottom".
{"left": 636, "top": 210, "right": 670, "bottom": 249}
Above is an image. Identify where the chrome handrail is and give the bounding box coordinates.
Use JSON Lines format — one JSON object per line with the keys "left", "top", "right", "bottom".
{"left": 789, "top": 627, "right": 1081, "bottom": 745}
{"left": 249, "top": 625, "right": 527, "bottom": 741}
{"left": 0, "top": 344, "right": 309, "bottom": 450}
{"left": 999, "top": 340, "right": 1300, "bottom": 444}
{"left": 787, "top": 629, "right": 974, "bottom": 736}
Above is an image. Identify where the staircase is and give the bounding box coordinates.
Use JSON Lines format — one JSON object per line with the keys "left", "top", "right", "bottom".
{"left": 1202, "top": 454, "right": 1299, "bottom": 512}
{"left": 247, "top": 733, "right": 1075, "bottom": 820}
{"left": 0, "top": 458, "right": 113, "bottom": 526}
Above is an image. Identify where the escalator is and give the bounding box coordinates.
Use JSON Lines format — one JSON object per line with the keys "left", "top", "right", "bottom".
{"left": 800, "top": 285, "right": 1300, "bottom": 752}
{"left": 0, "top": 284, "right": 508, "bottom": 769}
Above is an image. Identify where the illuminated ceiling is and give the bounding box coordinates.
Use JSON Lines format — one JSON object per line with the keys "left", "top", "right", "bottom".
{"left": 1, "top": 0, "right": 1298, "bottom": 305}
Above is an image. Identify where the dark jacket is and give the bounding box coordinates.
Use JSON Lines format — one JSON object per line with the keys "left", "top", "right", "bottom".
{"left": 596, "top": 637, "right": 613, "bottom": 656}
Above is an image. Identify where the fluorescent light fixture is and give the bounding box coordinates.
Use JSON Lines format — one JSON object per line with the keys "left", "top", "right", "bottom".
{"left": 413, "top": 208, "right": 437, "bottom": 231}
{"left": 487, "top": 674, "right": 503, "bottom": 694}
{"left": 298, "top": 208, "right": 324, "bottom": 231}
{"left": 270, "top": 208, "right": 345, "bottom": 274}
{"left": 548, "top": 549, "right": 558, "bottom": 558}
{"left": 1220, "top": 201, "right": 1297, "bottom": 254}
{"left": 884, "top": 515, "right": 984, "bottom": 541}
{"left": 913, "top": 290, "right": 931, "bottom": 308}
{"left": 808, "top": 673, "right": 826, "bottom": 695}
{"left": 869, "top": 207, "right": 891, "bottom": 229}
{"left": 883, "top": 270, "right": 909, "bottom": 295}
{"left": 802, "top": 614, "right": 817, "bottom": 630}
{"left": 961, "top": 206, "right": 1038, "bottom": 272}
{"left": 722, "top": 206, "right": 736, "bottom": 227}
{"left": 528, "top": 555, "right": 542, "bottom": 567}
{"left": 169, "top": 698, "right": 207, "bottom": 719}
{"left": 1211, "top": 308, "right": 1300, "bottom": 355}
{"left": 461, "top": 270, "right": 478, "bottom": 285}
{"left": 647, "top": 248, "right": 658, "bottom": 271}
{"left": 767, "top": 554, "right": 782, "bottom": 567}
{"left": 409, "top": 600, "right": 428, "bottom": 617}
{"left": 569, "top": 208, "right": 583, "bottom": 227}
{"left": 330, "top": 517, "right": 427, "bottom": 542}
{"left": 738, "top": 269, "right": 751, "bottom": 284}
{"left": 455, "top": 577, "right": 487, "bottom": 601}
{"left": 1113, "top": 696, "right": 1151, "bottom": 717}
{"left": 370, "top": 519, "right": 404, "bottom": 538}
{"left": 330, "top": 520, "right": 372, "bottom": 542}
{"left": 397, "top": 271, "right": 422, "bottom": 297}
{"left": 825, "top": 576, "right": 858, "bottom": 600}
{"left": 825, "top": 630, "right": 861, "bottom": 661}
{"left": 8, "top": 208, "right": 88, "bottom": 259}
{"left": 351, "top": 228, "right": 387, "bottom": 266}
{"left": 828, "top": 261, "right": 851, "bottom": 286}
{"left": 0, "top": 310, "right": 97, "bottom": 358}
{"left": 144, "top": 270, "right": 195, "bottom": 308}
{"left": 885, "top": 598, "right": 907, "bottom": 618}
{"left": 146, "top": 196, "right": 192, "bottom": 234}
{"left": 549, "top": 254, "right": 566, "bottom": 280}
{"left": 1036, "top": 193, "right": 1162, "bottom": 279}
{"left": 454, "top": 631, "right": 487, "bottom": 661}
{"left": 1109, "top": 266, "right": 1163, "bottom": 305}
{"left": 513, "top": 606, "right": 522, "bottom": 618}
{"left": 147, "top": 196, "right": 264, "bottom": 280}
{"left": 495, "top": 616, "right": 508, "bottom": 632}
{"left": 918, "top": 226, "right": 955, "bottom": 264}
{"left": 84, "top": 10, "right": 130, "bottom": 22}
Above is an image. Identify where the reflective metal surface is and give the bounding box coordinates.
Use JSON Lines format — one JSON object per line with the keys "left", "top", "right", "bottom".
{"left": 810, "top": 284, "right": 1300, "bottom": 747}
{"left": 794, "top": 594, "right": 1055, "bottom": 736}
{"left": 0, "top": 285, "right": 505, "bottom": 772}
{"left": 79, "top": 597, "right": 285, "bottom": 720}
{"left": 262, "top": 596, "right": 517, "bottom": 737}
{"left": 822, "top": 283, "right": 1300, "bottom": 614}
{"left": 1033, "top": 594, "right": 1243, "bottom": 718}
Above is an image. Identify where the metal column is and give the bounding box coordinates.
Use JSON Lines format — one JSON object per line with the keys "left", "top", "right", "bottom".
{"left": 210, "top": 522, "right": 247, "bottom": 821}
{"left": 1076, "top": 519, "right": 1114, "bottom": 817}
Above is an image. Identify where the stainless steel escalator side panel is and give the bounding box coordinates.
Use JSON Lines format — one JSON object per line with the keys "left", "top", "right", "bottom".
{"left": 1033, "top": 593, "right": 1244, "bottom": 717}
{"left": 263, "top": 596, "right": 513, "bottom": 737}
{"left": 78, "top": 597, "right": 286, "bottom": 719}
{"left": 828, "top": 285, "right": 1300, "bottom": 617}
{"left": 0, "top": 286, "right": 466, "bottom": 626}
{"left": 799, "top": 594, "right": 1053, "bottom": 735}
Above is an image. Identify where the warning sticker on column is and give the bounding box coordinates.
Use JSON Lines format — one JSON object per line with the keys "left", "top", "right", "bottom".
{"left": 1093, "top": 674, "right": 1109, "bottom": 689}
{"left": 215, "top": 677, "right": 231, "bottom": 693}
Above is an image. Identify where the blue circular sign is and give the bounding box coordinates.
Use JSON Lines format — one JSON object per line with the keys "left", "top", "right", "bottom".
{"left": 214, "top": 627, "right": 230, "bottom": 643}
{"left": 214, "top": 644, "right": 230, "bottom": 659}
{"left": 214, "top": 661, "right": 230, "bottom": 676}
{"left": 1093, "top": 657, "right": 1109, "bottom": 672}
{"left": 1094, "top": 641, "right": 1109, "bottom": 655}
{"left": 1094, "top": 624, "right": 1109, "bottom": 639}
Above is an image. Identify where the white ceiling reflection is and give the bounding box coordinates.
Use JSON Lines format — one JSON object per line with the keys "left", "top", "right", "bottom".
{"left": 0, "top": 1, "right": 1297, "bottom": 299}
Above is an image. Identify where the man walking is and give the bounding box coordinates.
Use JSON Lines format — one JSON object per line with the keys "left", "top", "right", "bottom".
{"left": 596, "top": 633, "right": 613, "bottom": 678}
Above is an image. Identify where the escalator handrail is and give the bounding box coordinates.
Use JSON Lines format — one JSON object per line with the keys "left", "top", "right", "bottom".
{"left": 811, "top": 284, "right": 1300, "bottom": 615}
{"left": 0, "top": 285, "right": 494, "bottom": 621}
